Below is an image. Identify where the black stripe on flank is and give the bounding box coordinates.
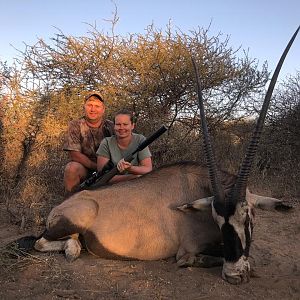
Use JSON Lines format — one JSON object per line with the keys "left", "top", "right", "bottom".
{"left": 43, "top": 217, "right": 85, "bottom": 241}
{"left": 83, "top": 230, "right": 136, "bottom": 260}
{"left": 221, "top": 222, "right": 244, "bottom": 262}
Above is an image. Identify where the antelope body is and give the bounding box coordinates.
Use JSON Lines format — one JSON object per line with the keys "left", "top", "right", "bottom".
{"left": 38, "top": 163, "right": 228, "bottom": 261}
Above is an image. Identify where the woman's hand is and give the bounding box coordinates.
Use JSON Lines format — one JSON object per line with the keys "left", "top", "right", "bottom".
{"left": 117, "top": 159, "right": 132, "bottom": 173}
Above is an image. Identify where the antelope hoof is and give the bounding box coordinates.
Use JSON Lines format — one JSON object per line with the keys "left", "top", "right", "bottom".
{"left": 64, "top": 239, "right": 81, "bottom": 262}
{"left": 176, "top": 253, "right": 197, "bottom": 267}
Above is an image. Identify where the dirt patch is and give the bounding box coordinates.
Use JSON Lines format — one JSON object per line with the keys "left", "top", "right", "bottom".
{"left": 0, "top": 201, "right": 299, "bottom": 300}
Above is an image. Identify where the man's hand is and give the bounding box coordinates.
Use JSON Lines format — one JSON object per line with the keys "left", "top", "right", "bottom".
{"left": 69, "top": 151, "right": 97, "bottom": 170}
{"left": 117, "top": 159, "right": 132, "bottom": 173}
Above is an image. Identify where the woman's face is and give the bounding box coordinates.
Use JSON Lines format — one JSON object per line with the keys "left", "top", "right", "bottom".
{"left": 114, "top": 114, "right": 134, "bottom": 139}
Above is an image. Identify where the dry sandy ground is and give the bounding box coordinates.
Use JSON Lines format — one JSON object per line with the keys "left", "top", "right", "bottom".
{"left": 0, "top": 201, "right": 299, "bottom": 300}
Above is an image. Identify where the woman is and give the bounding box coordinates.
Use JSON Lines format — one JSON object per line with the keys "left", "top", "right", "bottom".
{"left": 96, "top": 109, "right": 152, "bottom": 184}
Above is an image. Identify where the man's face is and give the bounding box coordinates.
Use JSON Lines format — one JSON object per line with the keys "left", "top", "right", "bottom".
{"left": 84, "top": 96, "right": 105, "bottom": 123}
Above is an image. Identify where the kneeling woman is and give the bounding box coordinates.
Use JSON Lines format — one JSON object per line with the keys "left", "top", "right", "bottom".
{"left": 96, "top": 109, "right": 152, "bottom": 184}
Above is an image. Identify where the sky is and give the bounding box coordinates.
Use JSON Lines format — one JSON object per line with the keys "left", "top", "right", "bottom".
{"left": 0, "top": 0, "right": 299, "bottom": 80}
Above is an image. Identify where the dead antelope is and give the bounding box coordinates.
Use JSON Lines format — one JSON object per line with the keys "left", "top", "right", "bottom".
{"left": 16, "top": 27, "right": 298, "bottom": 285}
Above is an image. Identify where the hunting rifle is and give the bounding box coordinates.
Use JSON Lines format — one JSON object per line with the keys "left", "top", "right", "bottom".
{"left": 74, "top": 124, "right": 168, "bottom": 192}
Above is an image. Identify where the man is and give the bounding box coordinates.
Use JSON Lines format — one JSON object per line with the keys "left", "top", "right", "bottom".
{"left": 63, "top": 91, "right": 114, "bottom": 192}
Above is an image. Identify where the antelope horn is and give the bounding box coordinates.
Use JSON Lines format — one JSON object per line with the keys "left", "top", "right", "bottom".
{"left": 192, "top": 57, "right": 225, "bottom": 203}
{"left": 232, "top": 26, "right": 300, "bottom": 204}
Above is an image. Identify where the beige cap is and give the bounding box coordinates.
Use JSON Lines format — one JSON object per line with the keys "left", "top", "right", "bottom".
{"left": 85, "top": 91, "right": 104, "bottom": 102}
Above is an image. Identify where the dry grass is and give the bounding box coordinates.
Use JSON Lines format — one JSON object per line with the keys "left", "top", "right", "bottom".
{"left": 0, "top": 242, "right": 58, "bottom": 276}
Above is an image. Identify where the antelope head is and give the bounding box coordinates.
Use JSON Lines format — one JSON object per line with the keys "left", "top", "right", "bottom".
{"left": 192, "top": 26, "right": 299, "bottom": 284}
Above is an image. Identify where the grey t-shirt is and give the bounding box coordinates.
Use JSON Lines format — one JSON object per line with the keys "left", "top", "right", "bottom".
{"left": 96, "top": 133, "right": 151, "bottom": 166}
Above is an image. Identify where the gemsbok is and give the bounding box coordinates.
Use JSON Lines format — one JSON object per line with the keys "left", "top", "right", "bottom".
{"left": 15, "top": 26, "right": 299, "bottom": 284}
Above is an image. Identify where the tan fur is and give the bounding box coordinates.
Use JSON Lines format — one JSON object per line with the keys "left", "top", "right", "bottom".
{"left": 40, "top": 163, "right": 222, "bottom": 261}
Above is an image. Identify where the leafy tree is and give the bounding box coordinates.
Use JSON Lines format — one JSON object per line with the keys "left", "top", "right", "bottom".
{"left": 256, "top": 72, "right": 300, "bottom": 196}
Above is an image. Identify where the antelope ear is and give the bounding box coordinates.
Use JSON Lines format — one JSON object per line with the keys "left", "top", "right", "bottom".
{"left": 246, "top": 189, "right": 293, "bottom": 211}
{"left": 177, "top": 196, "right": 214, "bottom": 212}
{"left": 256, "top": 197, "right": 293, "bottom": 211}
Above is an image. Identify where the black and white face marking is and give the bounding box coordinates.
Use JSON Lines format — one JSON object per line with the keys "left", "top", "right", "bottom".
{"left": 212, "top": 199, "right": 254, "bottom": 284}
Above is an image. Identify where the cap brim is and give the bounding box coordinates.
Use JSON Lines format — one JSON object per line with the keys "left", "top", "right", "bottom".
{"left": 85, "top": 93, "right": 104, "bottom": 102}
